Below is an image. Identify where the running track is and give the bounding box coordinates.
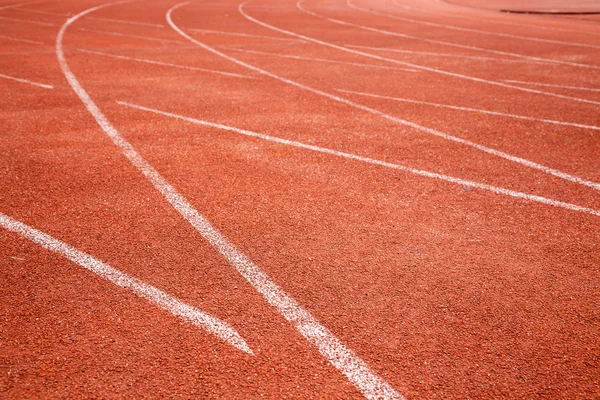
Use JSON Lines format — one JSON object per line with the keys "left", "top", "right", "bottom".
{"left": 1, "top": 0, "right": 599, "bottom": 398}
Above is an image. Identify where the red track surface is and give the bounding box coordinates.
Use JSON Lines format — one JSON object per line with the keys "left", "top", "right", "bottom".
{"left": 1, "top": 0, "right": 599, "bottom": 398}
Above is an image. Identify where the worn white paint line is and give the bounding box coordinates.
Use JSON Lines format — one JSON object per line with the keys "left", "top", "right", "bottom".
{"left": 346, "top": 44, "right": 549, "bottom": 64}
{"left": 348, "top": 0, "right": 600, "bottom": 50}
{"left": 299, "top": 0, "right": 600, "bottom": 71}
{"left": 257, "top": 2, "right": 600, "bottom": 107}
{"left": 168, "top": 4, "right": 404, "bottom": 400}
{"left": 77, "top": 48, "right": 255, "bottom": 79}
{"left": 186, "top": 28, "right": 304, "bottom": 42}
{"left": 0, "top": 15, "right": 55, "bottom": 26}
{"left": 0, "top": 2, "right": 24, "bottom": 11}
{"left": 502, "top": 79, "right": 600, "bottom": 93}
{"left": 0, "top": 212, "right": 252, "bottom": 354}
{"left": 236, "top": 2, "right": 600, "bottom": 190}
{"left": 118, "top": 100, "right": 600, "bottom": 217}
{"left": 87, "top": 16, "right": 165, "bottom": 28}
{"left": 78, "top": 27, "right": 185, "bottom": 44}
{"left": 0, "top": 72, "right": 52, "bottom": 88}
{"left": 223, "top": 47, "right": 420, "bottom": 72}
{"left": 336, "top": 88, "right": 600, "bottom": 132}
{"left": 0, "top": 33, "right": 44, "bottom": 44}
{"left": 13, "top": 7, "right": 71, "bottom": 16}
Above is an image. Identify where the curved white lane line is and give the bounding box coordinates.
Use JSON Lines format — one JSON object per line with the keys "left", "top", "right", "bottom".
{"left": 289, "top": 1, "right": 600, "bottom": 106}
{"left": 336, "top": 88, "right": 600, "bottom": 131}
{"left": 348, "top": 0, "right": 600, "bottom": 50}
{"left": 86, "top": 16, "right": 165, "bottom": 27}
{"left": 300, "top": 0, "right": 600, "bottom": 72}
{"left": 502, "top": 79, "right": 600, "bottom": 93}
{"left": 0, "top": 212, "right": 252, "bottom": 354}
{"left": 167, "top": 4, "right": 404, "bottom": 400}
{"left": 117, "top": 100, "right": 600, "bottom": 217}
{"left": 77, "top": 27, "right": 186, "bottom": 44}
{"left": 235, "top": 2, "right": 600, "bottom": 190}
{"left": 186, "top": 28, "right": 304, "bottom": 42}
{"left": 0, "top": 72, "right": 52, "bottom": 88}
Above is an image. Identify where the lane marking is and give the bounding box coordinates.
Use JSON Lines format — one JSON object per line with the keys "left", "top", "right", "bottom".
{"left": 291, "top": 1, "right": 600, "bottom": 105}
{"left": 347, "top": 0, "right": 600, "bottom": 50}
{"left": 77, "top": 48, "right": 256, "bottom": 79}
{"left": 223, "top": 47, "right": 420, "bottom": 72}
{"left": 502, "top": 79, "right": 600, "bottom": 93}
{"left": 0, "top": 212, "right": 252, "bottom": 354}
{"left": 234, "top": 2, "right": 600, "bottom": 190}
{"left": 0, "top": 2, "right": 24, "bottom": 11}
{"left": 0, "top": 72, "right": 52, "bottom": 88}
{"left": 0, "top": 15, "right": 55, "bottom": 26}
{"left": 0, "top": 33, "right": 44, "bottom": 44}
{"left": 186, "top": 28, "right": 305, "bottom": 42}
{"left": 87, "top": 16, "right": 165, "bottom": 28}
{"left": 78, "top": 27, "right": 186, "bottom": 44}
{"left": 336, "top": 88, "right": 600, "bottom": 132}
{"left": 167, "top": 4, "right": 404, "bottom": 400}
{"left": 13, "top": 7, "right": 71, "bottom": 16}
{"left": 118, "top": 100, "right": 600, "bottom": 217}
{"left": 346, "top": 44, "right": 550, "bottom": 64}
{"left": 305, "top": 0, "right": 600, "bottom": 71}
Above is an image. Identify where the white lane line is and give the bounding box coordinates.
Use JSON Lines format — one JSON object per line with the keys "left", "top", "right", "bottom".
{"left": 78, "top": 27, "right": 186, "bottom": 44}
{"left": 186, "top": 28, "right": 304, "bottom": 42}
{"left": 223, "top": 47, "right": 420, "bottom": 72}
{"left": 336, "top": 88, "right": 600, "bottom": 132}
{"left": 253, "top": 2, "right": 600, "bottom": 106}
{"left": 346, "top": 44, "right": 549, "bottom": 64}
{"left": 299, "top": 0, "right": 600, "bottom": 71}
{"left": 502, "top": 79, "right": 600, "bottom": 93}
{"left": 0, "top": 212, "right": 252, "bottom": 354}
{"left": 0, "top": 72, "right": 52, "bottom": 88}
{"left": 0, "top": 33, "right": 44, "bottom": 44}
{"left": 118, "top": 100, "right": 600, "bottom": 217}
{"left": 235, "top": 3, "right": 600, "bottom": 190}
{"left": 87, "top": 16, "right": 165, "bottom": 28}
{"left": 0, "top": 2, "right": 24, "bottom": 11}
{"left": 168, "top": 5, "right": 404, "bottom": 400}
{"left": 12, "top": 7, "right": 71, "bottom": 16}
{"left": 348, "top": 0, "right": 600, "bottom": 50}
{"left": 0, "top": 15, "right": 55, "bottom": 26}
{"left": 77, "top": 48, "right": 255, "bottom": 79}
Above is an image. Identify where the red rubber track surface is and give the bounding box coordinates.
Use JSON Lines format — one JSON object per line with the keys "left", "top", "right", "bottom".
{"left": 1, "top": 0, "right": 599, "bottom": 398}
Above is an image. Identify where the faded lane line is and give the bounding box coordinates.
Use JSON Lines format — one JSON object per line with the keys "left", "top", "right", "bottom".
{"left": 223, "top": 47, "right": 420, "bottom": 72}
{"left": 0, "top": 2, "right": 24, "bottom": 11}
{"left": 0, "top": 212, "right": 252, "bottom": 354}
{"left": 168, "top": 4, "right": 404, "bottom": 400}
{"left": 346, "top": 44, "right": 550, "bottom": 65}
{"left": 186, "top": 28, "right": 305, "bottom": 42}
{"left": 77, "top": 48, "right": 255, "bottom": 79}
{"left": 78, "top": 27, "right": 186, "bottom": 44}
{"left": 0, "top": 72, "right": 52, "bottom": 88}
{"left": 348, "top": 0, "right": 600, "bottom": 49}
{"left": 87, "top": 16, "right": 165, "bottom": 28}
{"left": 0, "top": 33, "right": 44, "bottom": 44}
{"left": 236, "top": 2, "right": 600, "bottom": 190}
{"left": 502, "top": 79, "right": 600, "bottom": 93}
{"left": 299, "top": 0, "right": 600, "bottom": 71}
{"left": 0, "top": 14, "right": 55, "bottom": 26}
{"left": 118, "top": 100, "right": 600, "bottom": 217}
{"left": 337, "top": 88, "right": 600, "bottom": 131}
{"left": 12, "top": 7, "right": 71, "bottom": 16}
